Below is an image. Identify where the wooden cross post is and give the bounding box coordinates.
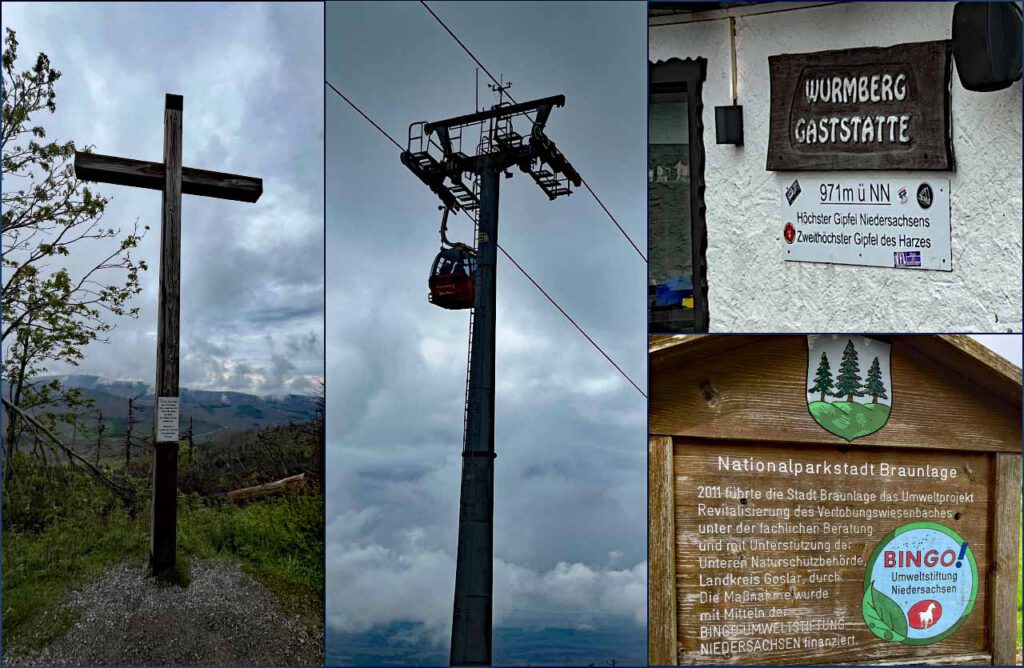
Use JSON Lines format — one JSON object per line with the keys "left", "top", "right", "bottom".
{"left": 74, "top": 94, "right": 262, "bottom": 575}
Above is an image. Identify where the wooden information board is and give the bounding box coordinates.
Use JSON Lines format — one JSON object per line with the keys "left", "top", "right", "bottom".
{"left": 674, "top": 441, "right": 990, "bottom": 665}
{"left": 649, "top": 335, "right": 1022, "bottom": 666}
{"left": 767, "top": 41, "right": 954, "bottom": 171}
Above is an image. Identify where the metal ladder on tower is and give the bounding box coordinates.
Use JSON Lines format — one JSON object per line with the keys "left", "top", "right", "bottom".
{"left": 461, "top": 178, "right": 481, "bottom": 453}
{"left": 461, "top": 307, "right": 475, "bottom": 453}
{"left": 462, "top": 172, "right": 481, "bottom": 454}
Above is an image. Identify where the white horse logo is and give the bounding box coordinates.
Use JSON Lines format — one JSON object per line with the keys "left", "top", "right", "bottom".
{"left": 917, "top": 602, "right": 938, "bottom": 629}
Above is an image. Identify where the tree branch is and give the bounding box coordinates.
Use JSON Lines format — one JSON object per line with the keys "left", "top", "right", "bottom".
{"left": 1, "top": 396, "right": 132, "bottom": 500}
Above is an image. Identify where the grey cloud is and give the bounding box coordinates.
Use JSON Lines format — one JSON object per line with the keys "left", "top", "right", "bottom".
{"left": 2, "top": 2, "right": 324, "bottom": 397}
{"left": 286, "top": 330, "right": 324, "bottom": 357}
{"left": 326, "top": 516, "right": 646, "bottom": 647}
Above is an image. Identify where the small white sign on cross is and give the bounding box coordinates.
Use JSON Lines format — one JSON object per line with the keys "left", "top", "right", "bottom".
{"left": 156, "top": 396, "right": 180, "bottom": 443}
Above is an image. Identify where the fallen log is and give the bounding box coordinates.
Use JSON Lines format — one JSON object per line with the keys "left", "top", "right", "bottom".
{"left": 227, "top": 473, "right": 308, "bottom": 502}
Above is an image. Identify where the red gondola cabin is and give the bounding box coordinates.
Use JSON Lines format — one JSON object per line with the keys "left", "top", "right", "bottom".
{"left": 429, "top": 247, "right": 475, "bottom": 310}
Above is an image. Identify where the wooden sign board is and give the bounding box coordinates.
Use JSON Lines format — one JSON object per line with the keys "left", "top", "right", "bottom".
{"left": 767, "top": 41, "right": 954, "bottom": 171}
{"left": 674, "top": 441, "right": 990, "bottom": 665}
{"left": 649, "top": 335, "right": 1022, "bottom": 666}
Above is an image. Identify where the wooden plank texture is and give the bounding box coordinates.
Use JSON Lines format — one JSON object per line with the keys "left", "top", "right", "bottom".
{"left": 74, "top": 152, "right": 263, "bottom": 203}
{"left": 650, "top": 436, "right": 678, "bottom": 666}
{"left": 849, "top": 652, "right": 991, "bottom": 665}
{"left": 988, "top": 454, "right": 1022, "bottom": 666}
{"left": 652, "top": 335, "right": 1023, "bottom": 408}
{"left": 913, "top": 336, "right": 1022, "bottom": 413}
{"left": 766, "top": 41, "right": 953, "bottom": 171}
{"left": 650, "top": 336, "right": 1021, "bottom": 453}
{"left": 156, "top": 94, "right": 183, "bottom": 433}
{"left": 672, "top": 439, "right": 993, "bottom": 665}
{"left": 150, "top": 94, "right": 183, "bottom": 573}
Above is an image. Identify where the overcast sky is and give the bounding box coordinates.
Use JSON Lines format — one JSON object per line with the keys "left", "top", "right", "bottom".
{"left": 1, "top": 2, "right": 324, "bottom": 397}
{"left": 324, "top": 1, "right": 648, "bottom": 664}
{"left": 971, "top": 335, "right": 1022, "bottom": 367}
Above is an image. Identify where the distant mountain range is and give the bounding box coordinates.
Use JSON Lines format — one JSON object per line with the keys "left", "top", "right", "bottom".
{"left": 3, "top": 374, "right": 318, "bottom": 443}
{"left": 326, "top": 618, "right": 646, "bottom": 666}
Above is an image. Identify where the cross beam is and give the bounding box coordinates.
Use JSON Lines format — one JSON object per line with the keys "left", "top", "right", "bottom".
{"left": 74, "top": 153, "right": 262, "bottom": 203}
{"left": 73, "top": 93, "right": 261, "bottom": 576}
{"left": 423, "top": 94, "right": 565, "bottom": 134}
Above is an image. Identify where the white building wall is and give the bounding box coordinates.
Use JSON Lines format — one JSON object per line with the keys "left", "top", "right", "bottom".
{"left": 650, "top": 2, "right": 1022, "bottom": 332}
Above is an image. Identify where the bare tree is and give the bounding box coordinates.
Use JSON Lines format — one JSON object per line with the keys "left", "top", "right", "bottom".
{"left": 124, "top": 398, "right": 138, "bottom": 472}
{"left": 186, "top": 416, "right": 194, "bottom": 472}
{"left": 94, "top": 411, "right": 105, "bottom": 467}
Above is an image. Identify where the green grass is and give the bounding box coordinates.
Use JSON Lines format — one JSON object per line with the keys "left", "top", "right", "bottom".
{"left": 178, "top": 491, "right": 324, "bottom": 621}
{"left": 1, "top": 504, "right": 147, "bottom": 650}
{"left": 808, "top": 401, "right": 891, "bottom": 442}
{"left": 1017, "top": 531, "right": 1022, "bottom": 654}
{"left": 3, "top": 482, "right": 323, "bottom": 651}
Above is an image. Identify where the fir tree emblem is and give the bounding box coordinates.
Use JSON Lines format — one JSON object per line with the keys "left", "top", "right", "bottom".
{"left": 865, "top": 356, "right": 888, "bottom": 404}
{"left": 808, "top": 352, "right": 834, "bottom": 403}
{"left": 806, "top": 336, "right": 893, "bottom": 441}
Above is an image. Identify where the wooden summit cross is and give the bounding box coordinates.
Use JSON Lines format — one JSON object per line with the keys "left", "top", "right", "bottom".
{"left": 75, "top": 94, "right": 262, "bottom": 574}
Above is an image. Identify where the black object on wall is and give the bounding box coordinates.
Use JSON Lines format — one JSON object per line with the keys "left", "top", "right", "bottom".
{"left": 714, "top": 105, "right": 743, "bottom": 145}
{"left": 952, "top": 1, "right": 1022, "bottom": 92}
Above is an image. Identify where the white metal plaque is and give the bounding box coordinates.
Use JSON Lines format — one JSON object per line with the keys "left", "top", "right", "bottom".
{"left": 156, "top": 396, "right": 180, "bottom": 443}
{"left": 781, "top": 177, "right": 951, "bottom": 270}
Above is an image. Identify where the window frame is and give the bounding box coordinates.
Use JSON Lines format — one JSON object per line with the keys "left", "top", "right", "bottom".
{"left": 649, "top": 57, "right": 709, "bottom": 333}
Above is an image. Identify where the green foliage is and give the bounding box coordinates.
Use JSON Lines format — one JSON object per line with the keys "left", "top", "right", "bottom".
{"left": 180, "top": 422, "right": 321, "bottom": 497}
{"left": 1, "top": 485, "right": 146, "bottom": 650}
{"left": 2, "top": 385, "right": 324, "bottom": 651}
{"left": 864, "top": 356, "right": 888, "bottom": 401}
{"left": 833, "top": 339, "right": 865, "bottom": 401}
{"left": 2, "top": 27, "right": 148, "bottom": 469}
{"left": 808, "top": 351, "right": 834, "bottom": 400}
{"left": 2, "top": 449, "right": 323, "bottom": 650}
{"left": 2, "top": 453, "right": 143, "bottom": 532}
{"left": 179, "top": 491, "right": 324, "bottom": 617}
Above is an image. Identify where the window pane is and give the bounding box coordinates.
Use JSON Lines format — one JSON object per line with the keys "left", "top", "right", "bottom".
{"left": 649, "top": 98, "right": 694, "bottom": 329}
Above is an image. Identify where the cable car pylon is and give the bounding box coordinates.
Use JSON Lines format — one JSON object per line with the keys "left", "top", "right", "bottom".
{"left": 401, "top": 88, "right": 581, "bottom": 667}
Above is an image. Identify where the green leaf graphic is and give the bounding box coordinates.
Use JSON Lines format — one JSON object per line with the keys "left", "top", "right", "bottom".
{"left": 862, "top": 581, "right": 908, "bottom": 643}
{"left": 872, "top": 585, "right": 909, "bottom": 637}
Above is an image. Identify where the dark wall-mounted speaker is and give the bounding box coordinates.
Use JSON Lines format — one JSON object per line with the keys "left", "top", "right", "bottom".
{"left": 952, "top": 2, "right": 1022, "bottom": 92}
{"left": 715, "top": 105, "right": 743, "bottom": 145}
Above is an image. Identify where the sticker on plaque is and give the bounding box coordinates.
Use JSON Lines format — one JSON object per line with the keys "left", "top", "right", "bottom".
{"left": 862, "top": 522, "right": 978, "bottom": 646}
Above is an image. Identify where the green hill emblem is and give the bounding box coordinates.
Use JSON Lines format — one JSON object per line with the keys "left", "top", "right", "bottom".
{"left": 806, "top": 335, "right": 892, "bottom": 442}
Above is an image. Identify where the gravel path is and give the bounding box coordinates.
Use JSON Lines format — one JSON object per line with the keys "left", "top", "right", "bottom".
{"left": 4, "top": 559, "right": 322, "bottom": 666}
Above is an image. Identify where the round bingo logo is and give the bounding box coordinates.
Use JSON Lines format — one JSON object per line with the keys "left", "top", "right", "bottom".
{"left": 862, "top": 522, "right": 977, "bottom": 646}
